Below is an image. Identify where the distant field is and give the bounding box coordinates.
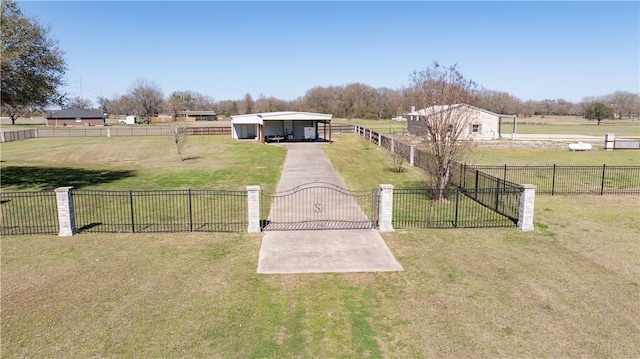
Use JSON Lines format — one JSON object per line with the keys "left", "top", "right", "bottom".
{"left": 467, "top": 146, "right": 640, "bottom": 166}
{"left": 503, "top": 122, "right": 640, "bottom": 137}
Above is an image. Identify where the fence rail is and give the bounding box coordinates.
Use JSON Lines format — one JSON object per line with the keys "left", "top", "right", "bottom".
{"left": 72, "top": 189, "right": 247, "bottom": 233}
{"left": 0, "top": 191, "right": 58, "bottom": 235}
{"left": 469, "top": 165, "right": 640, "bottom": 195}
{"left": 614, "top": 139, "right": 640, "bottom": 150}
{"left": 0, "top": 129, "right": 37, "bottom": 142}
{"left": 357, "top": 126, "right": 640, "bottom": 196}
{"left": 393, "top": 188, "right": 518, "bottom": 228}
{"left": 330, "top": 125, "right": 355, "bottom": 134}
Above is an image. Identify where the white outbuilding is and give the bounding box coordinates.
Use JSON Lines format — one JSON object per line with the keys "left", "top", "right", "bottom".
{"left": 406, "top": 104, "right": 516, "bottom": 140}
{"left": 231, "top": 111, "right": 333, "bottom": 143}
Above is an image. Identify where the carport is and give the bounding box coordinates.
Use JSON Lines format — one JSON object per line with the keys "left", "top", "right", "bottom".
{"left": 231, "top": 111, "right": 333, "bottom": 143}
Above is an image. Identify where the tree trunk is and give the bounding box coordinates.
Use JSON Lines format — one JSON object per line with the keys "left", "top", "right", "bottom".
{"left": 436, "top": 162, "right": 452, "bottom": 201}
{"left": 10, "top": 115, "right": 17, "bottom": 125}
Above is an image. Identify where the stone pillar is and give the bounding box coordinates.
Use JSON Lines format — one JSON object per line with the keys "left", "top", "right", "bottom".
{"left": 0, "top": 132, "right": 5, "bottom": 143}
{"left": 34, "top": 128, "right": 39, "bottom": 138}
{"left": 378, "top": 184, "right": 394, "bottom": 232}
{"left": 409, "top": 146, "right": 414, "bottom": 166}
{"left": 246, "top": 185, "right": 261, "bottom": 233}
{"left": 604, "top": 133, "right": 614, "bottom": 151}
{"left": 107, "top": 128, "right": 111, "bottom": 138}
{"left": 517, "top": 184, "right": 536, "bottom": 231}
{"left": 55, "top": 186, "right": 76, "bottom": 236}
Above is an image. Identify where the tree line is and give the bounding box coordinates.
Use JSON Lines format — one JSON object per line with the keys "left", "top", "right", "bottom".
{"left": 90, "top": 82, "right": 640, "bottom": 122}
{"left": 2, "top": 0, "right": 639, "bottom": 124}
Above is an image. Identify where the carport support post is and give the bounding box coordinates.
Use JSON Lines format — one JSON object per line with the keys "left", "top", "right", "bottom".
{"left": 247, "top": 185, "right": 261, "bottom": 233}
{"left": 378, "top": 184, "right": 394, "bottom": 232}
{"left": 517, "top": 184, "right": 536, "bottom": 231}
{"left": 55, "top": 186, "right": 76, "bottom": 236}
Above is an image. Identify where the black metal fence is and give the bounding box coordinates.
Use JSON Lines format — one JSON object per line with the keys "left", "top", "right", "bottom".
{"left": 357, "top": 127, "right": 523, "bottom": 227}
{"left": 0, "top": 191, "right": 59, "bottom": 235}
{"left": 469, "top": 165, "right": 640, "bottom": 195}
{"left": 393, "top": 188, "right": 518, "bottom": 228}
{"left": 358, "top": 127, "right": 640, "bottom": 196}
{"left": 72, "top": 189, "right": 247, "bottom": 233}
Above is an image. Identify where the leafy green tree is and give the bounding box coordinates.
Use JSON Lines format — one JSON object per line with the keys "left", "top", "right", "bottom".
{"left": 1, "top": 0, "right": 67, "bottom": 124}
{"left": 584, "top": 102, "right": 614, "bottom": 125}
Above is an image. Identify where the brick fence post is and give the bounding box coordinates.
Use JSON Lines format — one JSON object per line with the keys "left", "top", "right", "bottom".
{"left": 55, "top": 186, "right": 76, "bottom": 236}
{"left": 247, "top": 185, "right": 261, "bottom": 233}
{"left": 517, "top": 184, "right": 536, "bottom": 231}
{"left": 378, "top": 184, "right": 394, "bottom": 232}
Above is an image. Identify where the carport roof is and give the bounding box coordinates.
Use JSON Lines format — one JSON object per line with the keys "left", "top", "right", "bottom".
{"left": 231, "top": 111, "right": 332, "bottom": 125}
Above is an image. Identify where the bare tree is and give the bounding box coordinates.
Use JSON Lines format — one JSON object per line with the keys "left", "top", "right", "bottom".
{"left": 603, "top": 91, "right": 640, "bottom": 118}
{"left": 67, "top": 96, "right": 93, "bottom": 109}
{"left": 128, "top": 78, "right": 163, "bottom": 122}
{"left": 391, "top": 140, "right": 411, "bottom": 173}
{"left": 241, "top": 93, "right": 254, "bottom": 114}
{"left": 406, "top": 62, "right": 478, "bottom": 200}
{"left": 168, "top": 124, "right": 189, "bottom": 161}
{"left": 477, "top": 88, "right": 521, "bottom": 115}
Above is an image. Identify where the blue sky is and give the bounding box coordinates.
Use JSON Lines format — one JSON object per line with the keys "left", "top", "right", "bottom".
{"left": 19, "top": 1, "right": 640, "bottom": 105}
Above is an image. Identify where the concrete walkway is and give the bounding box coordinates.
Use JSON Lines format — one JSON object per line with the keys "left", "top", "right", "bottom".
{"left": 257, "top": 143, "right": 403, "bottom": 274}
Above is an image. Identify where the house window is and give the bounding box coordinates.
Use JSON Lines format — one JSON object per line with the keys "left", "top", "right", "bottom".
{"left": 471, "top": 123, "right": 481, "bottom": 133}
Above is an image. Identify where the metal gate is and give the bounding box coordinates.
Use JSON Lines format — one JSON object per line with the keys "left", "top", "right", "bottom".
{"left": 261, "top": 182, "right": 378, "bottom": 231}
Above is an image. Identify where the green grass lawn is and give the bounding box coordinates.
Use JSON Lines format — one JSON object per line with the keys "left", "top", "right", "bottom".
{"left": 2, "top": 133, "right": 639, "bottom": 357}
{"left": 0, "top": 136, "right": 286, "bottom": 192}
{"left": 323, "top": 134, "right": 427, "bottom": 189}
{"left": 2, "top": 194, "right": 638, "bottom": 358}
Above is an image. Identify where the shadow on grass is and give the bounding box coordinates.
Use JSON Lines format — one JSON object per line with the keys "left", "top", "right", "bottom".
{"left": 1, "top": 166, "right": 135, "bottom": 191}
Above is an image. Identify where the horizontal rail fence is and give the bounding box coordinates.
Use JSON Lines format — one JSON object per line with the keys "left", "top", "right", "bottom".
{"left": 0, "top": 191, "right": 58, "bottom": 235}
{"left": 185, "top": 127, "right": 231, "bottom": 135}
{"left": 34, "top": 126, "right": 232, "bottom": 138}
{"left": 393, "top": 188, "right": 518, "bottom": 228}
{"left": 330, "top": 125, "right": 356, "bottom": 134}
{"left": 470, "top": 165, "right": 640, "bottom": 195}
{"left": 614, "top": 139, "right": 640, "bottom": 150}
{"left": 380, "top": 134, "right": 393, "bottom": 152}
{"left": 0, "top": 129, "right": 37, "bottom": 142}
{"left": 72, "top": 189, "right": 247, "bottom": 233}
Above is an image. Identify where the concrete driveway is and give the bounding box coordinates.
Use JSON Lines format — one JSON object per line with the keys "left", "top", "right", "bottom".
{"left": 257, "top": 143, "right": 403, "bottom": 274}
{"left": 257, "top": 229, "right": 403, "bottom": 274}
